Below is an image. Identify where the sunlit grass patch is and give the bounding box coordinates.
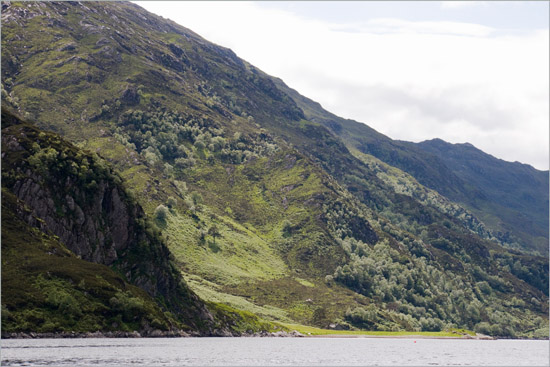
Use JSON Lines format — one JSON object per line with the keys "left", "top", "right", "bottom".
{"left": 282, "top": 323, "right": 465, "bottom": 338}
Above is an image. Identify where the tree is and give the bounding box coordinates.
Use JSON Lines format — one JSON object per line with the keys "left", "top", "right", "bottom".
{"left": 154, "top": 204, "right": 169, "bottom": 221}
{"left": 208, "top": 225, "right": 220, "bottom": 244}
{"left": 282, "top": 220, "right": 292, "bottom": 237}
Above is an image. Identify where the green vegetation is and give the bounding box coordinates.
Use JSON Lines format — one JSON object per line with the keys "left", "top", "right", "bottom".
{"left": 283, "top": 323, "right": 464, "bottom": 338}
{"left": 1, "top": 1, "right": 548, "bottom": 339}
{"left": 1, "top": 109, "right": 279, "bottom": 336}
{"left": 184, "top": 274, "right": 292, "bottom": 322}
{"left": 208, "top": 302, "right": 287, "bottom": 334}
{"left": 413, "top": 138, "right": 549, "bottom": 255}
{"left": 273, "top": 79, "right": 548, "bottom": 256}
{"left": 1, "top": 189, "right": 177, "bottom": 333}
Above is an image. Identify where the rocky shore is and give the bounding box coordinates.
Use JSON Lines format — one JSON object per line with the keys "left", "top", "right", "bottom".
{"left": 1, "top": 330, "right": 305, "bottom": 339}
{"left": 1, "top": 330, "right": 498, "bottom": 340}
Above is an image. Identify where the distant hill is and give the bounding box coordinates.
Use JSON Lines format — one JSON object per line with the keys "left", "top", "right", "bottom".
{"left": 410, "top": 138, "right": 549, "bottom": 254}
{"left": 272, "top": 78, "right": 549, "bottom": 255}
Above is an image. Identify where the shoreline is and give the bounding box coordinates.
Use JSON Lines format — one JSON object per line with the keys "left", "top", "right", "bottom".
{"left": 1, "top": 331, "right": 497, "bottom": 340}
{"left": 308, "top": 334, "right": 494, "bottom": 340}
{"left": 0, "top": 330, "right": 304, "bottom": 339}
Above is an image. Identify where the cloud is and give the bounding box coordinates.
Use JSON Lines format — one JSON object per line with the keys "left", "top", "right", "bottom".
{"left": 440, "top": 1, "right": 487, "bottom": 10}
{"left": 333, "top": 18, "right": 494, "bottom": 37}
{"left": 137, "top": 2, "right": 549, "bottom": 170}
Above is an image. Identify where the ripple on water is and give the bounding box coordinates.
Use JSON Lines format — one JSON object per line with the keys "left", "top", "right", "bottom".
{"left": 2, "top": 338, "right": 549, "bottom": 367}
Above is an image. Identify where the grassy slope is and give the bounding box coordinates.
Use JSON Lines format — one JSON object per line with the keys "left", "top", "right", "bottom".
{"left": 0, "top": 110, "right": 282, "bottom": 336}
{"left": 283, "top": 324, "right": 474, "bottom": 338}
{"left": 159, "top": 148, "right": 371, "bottom": 326}
{"left": 2, "top": 2, "right": 548, "bottom": 338}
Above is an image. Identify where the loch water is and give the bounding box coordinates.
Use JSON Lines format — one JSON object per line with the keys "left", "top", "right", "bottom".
{"left": 1, "top": 337, "right": 548, "bottom": 366}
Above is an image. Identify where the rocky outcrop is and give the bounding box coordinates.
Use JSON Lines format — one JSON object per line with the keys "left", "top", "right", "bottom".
{"left": 1, "top": 108, "right": 213, "bottom": 329}
{"left": 12, "top": 174, "right": 136, "bottom": 265}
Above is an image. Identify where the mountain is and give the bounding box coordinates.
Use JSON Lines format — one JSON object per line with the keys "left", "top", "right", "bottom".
{"left": 1, "top": 107, "right": 210, "bottom": 334}
{"left": 272, "top": 79, "right": 549, "bottom": 255}
{"left": 1, "top": 1, "right": 548, "bottom": 339}
{"left": 411, "top": 139, "right": 549, "bottom": 253}
{"left": 1, "top": 107, "right": 281, "bottom": 336}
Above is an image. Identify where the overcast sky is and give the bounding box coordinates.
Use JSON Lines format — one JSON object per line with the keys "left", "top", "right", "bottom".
{"left": 137, "top": 1, "right": 549, "bottom": 170}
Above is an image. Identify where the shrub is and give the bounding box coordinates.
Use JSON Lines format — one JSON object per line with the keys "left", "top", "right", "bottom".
{"left": 45, "top": 288, "right": 82, "bottom": 319}
{"left": 154, "top": 204, "right": 169, "bottom": 221}
{"left": 345, "top": 304, "right": 379, "bottom": 326}
{"left": 163, "top": 163, "right": 174, "bottom": 177}
{"left": 533, "top": 327, "right": 549, "bottom": 339}
{"left": 474, "top": 322, "right": 491, "bottom": 335}
{"left": 174, "top": 180, "right": 187, "bottom": 194}
{"left": 190, "top": 192, "right": 203, "bottom": 206}
{"left": 282, "top": 220, "right": 292, "bottom": 237}
{"left": 166, "top": 197, "right": 177, "bottom": 209}
{"left": 477, "top": 281, "right": 492, "bottom": 295}
{"left": 109, "top": 291, "right": 146, "bottom": 322}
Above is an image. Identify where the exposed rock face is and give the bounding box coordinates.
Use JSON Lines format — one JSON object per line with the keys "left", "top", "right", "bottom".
{"left": 1, "top": 108, "right": 213, "bottom": 328}
{"left": 12, "top": 175, "right": 135, "bottom": 265}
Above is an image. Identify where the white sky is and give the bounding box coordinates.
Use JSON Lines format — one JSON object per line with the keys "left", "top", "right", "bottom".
{"left": 137, "top": 1, "right": 549, "bottom": 170}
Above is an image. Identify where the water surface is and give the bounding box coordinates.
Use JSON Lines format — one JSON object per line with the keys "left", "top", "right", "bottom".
{"left": 2, "top": 337, "right": 548, "bottom": 366}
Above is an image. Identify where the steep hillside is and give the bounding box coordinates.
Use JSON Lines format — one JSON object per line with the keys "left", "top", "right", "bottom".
{"left": 1, "top": 108, "right": 279, "bottom": 336}
{"left": 272, "top": 79, "right": 549, "bottom": 255}
{"left": 410, "top": 138, "right": 549, "bottom": 253}
{"left": 2, "top": 187, "right": 186, "bottom": 335}
{"left": 1, "top": 107, "right": 209, "bottom": 334}
{"left": 1, "top": 1, "right": 548, "bottom": 338}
